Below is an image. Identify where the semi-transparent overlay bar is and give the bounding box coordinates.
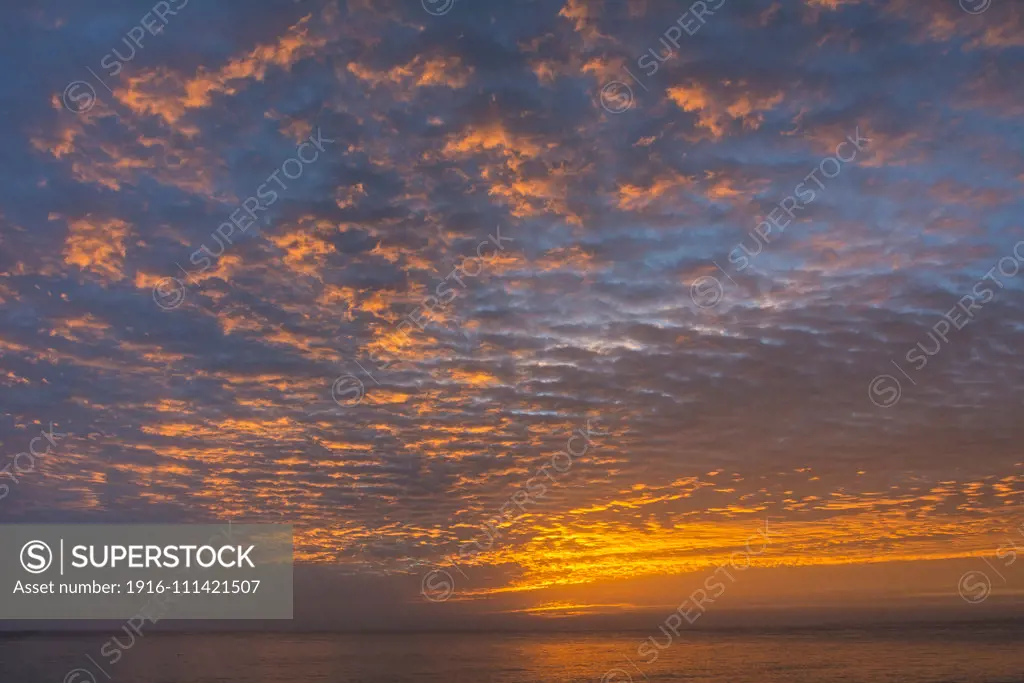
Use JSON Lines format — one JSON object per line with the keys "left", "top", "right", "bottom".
{"left": 1, "top": 524, "right": 292, "bottom": 620}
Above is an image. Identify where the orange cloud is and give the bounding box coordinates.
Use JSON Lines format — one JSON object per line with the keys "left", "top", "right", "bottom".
{"left": 63, "top": 217, "right": 131, "bottom": 283}
{"left": 667, "top": 83, "right": 784, "bottom": 139}
{"left": 347, "top": 55, "right": 474, "bottom": 90}
{"left": 616, "top": 171, "right": 694, "bottom": 211}
{"left": 115, "top": 14, "right": 328, "bottom": 128}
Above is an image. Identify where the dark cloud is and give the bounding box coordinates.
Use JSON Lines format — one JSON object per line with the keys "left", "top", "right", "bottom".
{"left": 1, "top": 0, "right": 1022, "bottom": 628}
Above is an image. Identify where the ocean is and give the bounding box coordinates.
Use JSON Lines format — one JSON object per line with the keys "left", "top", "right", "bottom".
{"left": 1, "top": 623, "right": 1022, "bottom": 683}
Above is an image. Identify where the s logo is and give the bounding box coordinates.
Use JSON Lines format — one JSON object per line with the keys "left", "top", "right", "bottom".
{"left": 20, "top": 540, "right": 53, "bottom": 574}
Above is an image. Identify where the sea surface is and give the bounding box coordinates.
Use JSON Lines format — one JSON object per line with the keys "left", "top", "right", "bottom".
{"left": 1, "top": 623, "right": 1022, "bottom": 683}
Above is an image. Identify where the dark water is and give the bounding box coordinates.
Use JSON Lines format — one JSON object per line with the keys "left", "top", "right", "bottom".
{"left": 2, "top": 623, "right": 1022, "bottom": 683}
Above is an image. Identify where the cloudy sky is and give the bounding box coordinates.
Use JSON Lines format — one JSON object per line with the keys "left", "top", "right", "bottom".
{"left": 1, "top": 0, "right": 1023, "bottom": 628}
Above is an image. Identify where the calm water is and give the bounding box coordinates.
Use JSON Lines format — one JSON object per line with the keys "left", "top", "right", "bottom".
{"left": 2, "top": 624, "right": 1022, "bottom": 683}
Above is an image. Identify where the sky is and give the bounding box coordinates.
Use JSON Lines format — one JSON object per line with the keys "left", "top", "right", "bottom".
{"left": 1, "top": 0, "right": 1023, "bottom": 629}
